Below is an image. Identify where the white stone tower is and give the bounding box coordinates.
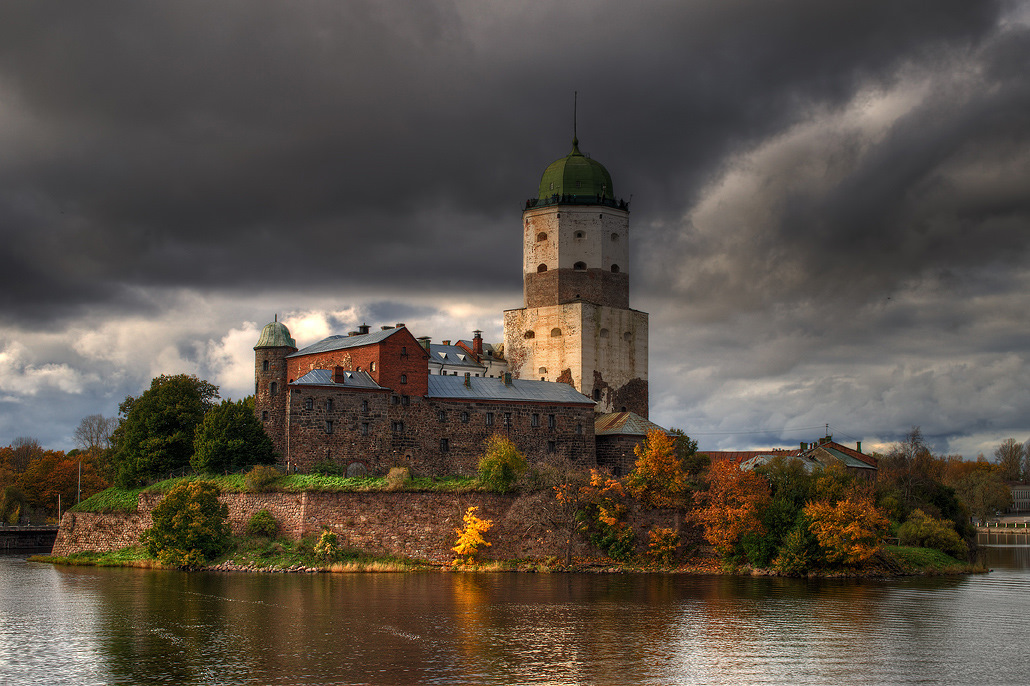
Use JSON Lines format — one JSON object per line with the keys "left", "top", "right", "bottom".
{"left": 504, "top": 132, "right": 648, "bottom": 417}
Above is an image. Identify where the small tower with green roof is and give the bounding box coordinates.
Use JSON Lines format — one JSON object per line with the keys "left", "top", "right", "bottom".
{"left": 254, "top": 316, "right": 297, "bottom": 457}
{"left": 504, "top": 120, "right": 649, "bottom": 417}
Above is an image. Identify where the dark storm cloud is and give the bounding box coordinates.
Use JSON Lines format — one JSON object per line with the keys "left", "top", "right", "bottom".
{"left": 0, "top": 0, "right": 1010, "bottom": 327}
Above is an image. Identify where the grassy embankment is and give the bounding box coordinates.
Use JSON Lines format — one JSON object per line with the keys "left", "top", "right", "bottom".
{"left": 67, "top": 473, "right": 481, "bottom": 515}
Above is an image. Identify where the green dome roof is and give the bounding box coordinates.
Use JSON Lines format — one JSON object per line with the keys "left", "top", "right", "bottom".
{"left": 254, "top": 320, "right": 297, "bottom": 349}
{"left": 537, "top": 137, "right": 615, "bottom": 201}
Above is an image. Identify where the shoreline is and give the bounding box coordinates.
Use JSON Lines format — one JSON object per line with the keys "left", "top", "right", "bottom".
{"left": 31, "top": 548, "right": 987, "bottom": 578}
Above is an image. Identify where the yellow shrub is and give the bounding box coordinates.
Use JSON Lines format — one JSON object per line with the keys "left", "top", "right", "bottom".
{"left": 452, "top": 506, "right": 493, "bottom": 563}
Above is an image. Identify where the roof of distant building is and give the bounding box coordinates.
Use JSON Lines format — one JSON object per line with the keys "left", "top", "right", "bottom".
{"left": 429, "top": 344, "right": 486, "bottom": 370}
{"left": 288, "top": 328, "right": 403, "bottom": 358}
{"left": 427, "top": 375, "right": 593, "bottom": 405}
{"left": 290, "top": 369, "right": 384, "bottom": 389}
{"left": 594, "top": 412, "right": 670, "bottom": 437}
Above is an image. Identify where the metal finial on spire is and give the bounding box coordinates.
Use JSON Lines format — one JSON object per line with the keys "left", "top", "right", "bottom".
{"left": 573, "top": 91, "right": 578, "bottom": 145}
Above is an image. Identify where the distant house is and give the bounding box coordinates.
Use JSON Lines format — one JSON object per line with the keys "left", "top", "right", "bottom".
{"left": 706, "top": 437, "right": 877, "bottom": 478}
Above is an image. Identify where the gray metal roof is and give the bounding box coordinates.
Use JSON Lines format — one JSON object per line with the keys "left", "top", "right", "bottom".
{"left": 594, "top": 411, "right": 669, "bottom": 437}
{"left": 291, "top": 369, "right": 384, "bottom": 389}
{"left": 288, "top": 328, "right": 402, "bottom": 357}
{"left": 819, "top": 446, "right": 876, "bottom": 470}
{"left": 427, "top": 375, "right": 594, "bottom": 405}
{"left": 429, "top": 344, "right": 486, "bottom": 369}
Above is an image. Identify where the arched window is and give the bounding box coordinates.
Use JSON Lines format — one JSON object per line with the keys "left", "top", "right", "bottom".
{"left": 537, "top": 263, "right": 548, "bottom": 273}
{"left": 599, "top": 328, "right": 609, "bottom": 338}
{"left": 611, "top": 264, "right": 620, "bottom": 273}
{"left": 524, "top": 330, "right": 535, "bottom": 339}
{"left": 611, "top": 232, "right": 619, "bottom": 241}
{"left": 574, "top": 261, "right": 586, "bottom": 271}
{"left": 270, "top": 382, "right": 278, "bottom": 396}
{"left": 262, "top": 359, "right": 269, "bottom": 371}
{"left": 536, "top": 232, "right": 547, "bottom": 242}
{"left": 574, "top": 231, "right": 584, "bottom": 239}
{"left": 551, "top": 328, "right": 562, "bottom": 337}
{"left": 370, "top": 361, "right": 376, "bottom": 372}
{"left": 538, "top": 367, "right": 548, "bottom": 374}
{"left": 623, "top": 332, "right": 632, "bottom": 341}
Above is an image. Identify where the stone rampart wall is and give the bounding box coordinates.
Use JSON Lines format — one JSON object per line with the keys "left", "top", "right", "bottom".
{"left": 52, "top": 490, "right": 680, "bottom": 563}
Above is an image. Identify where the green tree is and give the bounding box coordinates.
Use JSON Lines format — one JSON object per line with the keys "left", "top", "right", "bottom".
{"left": 953, "top": 469, "right": 1011, "bottom": 524}
{"left": 112, "top": 374, "right": 219, "bottom": 487}
{"left": 191, "top": 397, "right": 277, "bottom": 474}
{"left": 141, "top": 481, "right": 230, "bottom": 569}
{"left": 477, "top": 435, "right": 527, "bottom": 493}
{"left": 897, "top": 509, "right": 967, "bottom": 559}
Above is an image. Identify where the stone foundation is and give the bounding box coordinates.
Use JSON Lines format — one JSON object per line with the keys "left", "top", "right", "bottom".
{"left": 52, "top": 490, "right": 681, "bottom": 564}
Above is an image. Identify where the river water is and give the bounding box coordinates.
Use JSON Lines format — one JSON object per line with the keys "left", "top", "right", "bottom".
{"left": 2, "top": 548, "right": 1028, "bottom": 685}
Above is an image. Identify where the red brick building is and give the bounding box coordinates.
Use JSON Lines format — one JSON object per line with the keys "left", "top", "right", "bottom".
{"left": 255, "top": 321, "right": 597, "bottom": 476}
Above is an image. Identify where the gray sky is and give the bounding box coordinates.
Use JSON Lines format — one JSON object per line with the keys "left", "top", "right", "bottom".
{"left": 2, "top": 1, "right": 1028, "bottom": 457}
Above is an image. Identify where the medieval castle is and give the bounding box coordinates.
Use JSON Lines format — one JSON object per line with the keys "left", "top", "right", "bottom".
{"left": 254, "top": 132, "right": 665, "bottom": 477}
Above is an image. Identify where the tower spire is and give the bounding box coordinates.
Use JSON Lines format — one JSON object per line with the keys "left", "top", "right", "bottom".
{"left": 573, "top": 91, "right": 578, "bottom": 147}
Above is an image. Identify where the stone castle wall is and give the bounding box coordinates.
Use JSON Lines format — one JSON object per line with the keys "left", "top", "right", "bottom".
{"left": 52, "top": 490, "right": 679, "bottom": 563}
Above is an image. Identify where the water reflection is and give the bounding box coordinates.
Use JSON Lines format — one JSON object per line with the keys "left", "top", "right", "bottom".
{"left": 0, "top": 550, "right": 1026, "bottom": 685}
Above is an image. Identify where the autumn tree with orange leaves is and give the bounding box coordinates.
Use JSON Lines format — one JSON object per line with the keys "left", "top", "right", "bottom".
{"left": 693, "top": 458, "right": 771, "bottom": 560}
{"left": 804, "top": 493, "right": 889, "bottom": 566}
{"left": 625, "top": 429, "right": 689, "bottom": 509}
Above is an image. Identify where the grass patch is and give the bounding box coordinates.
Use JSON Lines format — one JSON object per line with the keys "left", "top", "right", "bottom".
{"left": 69, "top": 486, "right": 145, "bottom": 514}
{"left": 34, "top": 546, "right": 161, "bottom": 568}
{"left": 883, "top": 545, "right": 986, "bottom": 574}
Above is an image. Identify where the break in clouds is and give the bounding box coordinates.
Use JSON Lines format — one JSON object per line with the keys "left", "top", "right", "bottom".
{"left": 1, "top": 1, "right": 1028, "bottom": 456}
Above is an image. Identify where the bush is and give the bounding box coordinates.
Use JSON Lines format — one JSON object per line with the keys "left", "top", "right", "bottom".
{"left": 246, "top": 509, "right": 279, "bottom": 538}
{"left": 478, "top": 435, "right": 527, "bottom": 494}
{"left": 386, "top": 467, "right": 410, "bottom": 490}
{"left": 590, "top": 521, "right": 636, "bottom": 562}
{"left": 141, "top": 481, "right": 230, "bottom": 569}
{"left": 897, "top": 509, "right": 968, "bottom": 559}
{"left": 245, "top": 465, "right": 282, "bottom": 492}
{"left": 311, "top": 458, "right": 346, "bottom": 476}
{"left": 773, "top": 524, "right": 813, "bottom": 575}
{"left": 314, "top": 529, "right": 340, "bottom": 562}
{"left": 647, "top": 527, "right": 679, "bottom": 565}
{"left": 452, "top": 506, "right": 493, "bottom": 563}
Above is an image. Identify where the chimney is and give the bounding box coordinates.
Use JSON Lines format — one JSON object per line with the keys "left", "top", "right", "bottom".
{"left": 333, "top": 366, "right": 346, "bottom": 384}
{"left": 472, "top": 330, "right": 484, "bottom": 355}
{"left": 800, "top": 442, "right": 808, "bottom": 451}
{"left": 856, "top": 441, "right": 862, "bottom": 453}
{"left": 381, "top": 325, "right": 393, "bottom": 330}
{"left": 396, "top": 322, "right": 405, "bottom": 329}
{"left": 417, "top": 336, "right": 431, "bottom": 351}
{"left": 348, "top": 331, "right": 359, "bottom": 336}
{"left": 502, "top": 372, "right": 512, "bottom": 386}
{"left": 464, "top": 372, "right": 471, "bottom": 388}
{"left": 442, "top": 340, "right": 451, "bottom": 346}
{"left": 358, "top": 323, "right": 370, "bottom": 335}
